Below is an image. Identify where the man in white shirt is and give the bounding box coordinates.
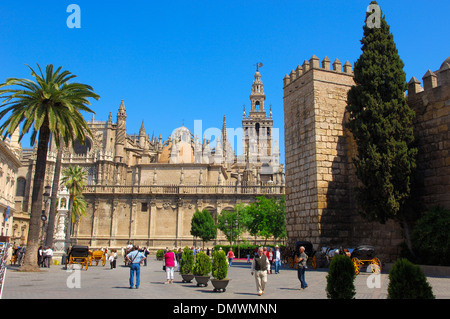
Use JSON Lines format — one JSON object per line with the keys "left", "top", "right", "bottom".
{"left": 274, "top": 245, "right": 282, "bottom": 274}
{"left": 44, "top": 247, "right": 53, "bottom": 268}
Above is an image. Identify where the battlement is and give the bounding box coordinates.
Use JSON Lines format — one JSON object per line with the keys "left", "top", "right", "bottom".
{"left": 407, "top": 57, "right": 450, "bottom": 96}
{"left": 283, "top": 55, "right": 353, "bottom": 88}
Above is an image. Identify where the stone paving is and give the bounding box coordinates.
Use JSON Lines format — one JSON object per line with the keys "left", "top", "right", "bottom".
{"left": 3, "top": 258, "right": 450, "bottom": 300}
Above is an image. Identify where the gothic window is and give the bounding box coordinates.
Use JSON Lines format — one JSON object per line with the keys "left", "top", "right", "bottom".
{"left": 255, "top": 101, "right": 260, "bottom": 109}
{"left": 73, "top": 138, "right": 92, "bottom": 155}
{"left": 16, "top": 177, "right": 26, "bottom": 197}
{"left": 255, "top": 123, "right": 260, "bottom": 135}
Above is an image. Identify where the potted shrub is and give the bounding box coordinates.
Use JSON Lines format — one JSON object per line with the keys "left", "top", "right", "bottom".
{"left": 387, "top": 258, "right": 435, "bottom": 299}
{"left": 192, "top": 251, "right": 211, "bottom": 287}
{"left": 326, "top": 255, "right": 356, "bottom": 299}
{"left": 211, "top": 249, "right": 230, "bottom": 292}
{"left": 156, "top": 249, "right": 164, "bottom": 261}
{"left": 180, "top": 246, "right": 195, "bottom": 283}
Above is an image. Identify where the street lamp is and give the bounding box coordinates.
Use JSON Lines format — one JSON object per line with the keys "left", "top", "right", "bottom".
{"left": 41, "top": 185, "right": 51, "bottom": 245}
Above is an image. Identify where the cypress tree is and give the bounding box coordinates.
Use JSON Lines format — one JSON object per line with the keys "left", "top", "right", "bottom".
{"left": 346, "top": 1, "right": 417, "bottom": 227}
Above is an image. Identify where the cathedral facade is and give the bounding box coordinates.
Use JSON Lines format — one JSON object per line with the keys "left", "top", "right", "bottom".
{"left": 15, "top": 69, "right": 284, "bottom": 250}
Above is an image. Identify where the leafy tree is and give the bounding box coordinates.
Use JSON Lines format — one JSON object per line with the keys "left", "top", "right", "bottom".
{"left": 388, "top": 258, "right": 434, "bottom": 299}
{"left": 242, "top": 196, "right": 286, "bottom": 245}
{"left": 190, "top": 209, "right": 217, "bottom": 248}
{"left": 326, "top": 255, "right": 356, "bottom": 299}
{"left": 345, "top": 1, "right": 417, "bottom": 250}
{"left": 216, "top": 203, "right": 249, "bottom": 245}
{"left": 0, "top": 64, "right": 98, "bottom": 271}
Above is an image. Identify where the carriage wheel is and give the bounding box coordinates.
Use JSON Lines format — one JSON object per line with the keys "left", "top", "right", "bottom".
{"left": 311, "top": 256, "right": 317, "bottom": 269}
{"left": 352, "top": 257, "right": 361, "bottom": 275}
{"left": 288, "top": 257, "right": 293, "bottom": 269}
{"left": 370, "top": 258, "right": 381, "bottom": 274}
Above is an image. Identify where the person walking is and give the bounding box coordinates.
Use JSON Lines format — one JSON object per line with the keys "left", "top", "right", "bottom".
{"left": 251, "top": 247, "right": 270, "bottom": 296}
{"left": 164, "top": 248, "right": 177, "bottom": 284}
{"left": 37, "top": 246, "right": 44, "bottom": 267}
{"left": 126, "top": 245, "right": 146, "bottom": 289}
{"left": 227, "top": 248, "right": 234, "bottom": 267}
{"left": 297, "top": 246, "right": 308, "bottom": 290}
{"left": 112, "top": 249, "right": 117, "bottom": 269}
{"left": 274, "top": 245, "right": 282, "bottom": 274}
{"left": 109, "top": 253, "right": 115, "bottom": 269}
{"left": 268, "top": 248, "right": 274, "bottom": 274}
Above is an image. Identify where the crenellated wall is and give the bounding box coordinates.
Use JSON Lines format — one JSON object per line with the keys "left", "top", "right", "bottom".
{"left": 407, "top": 58, "right": 450, "bottom": 210}
{"left": 282, "top": 55, "right": 438, "bottom": 262}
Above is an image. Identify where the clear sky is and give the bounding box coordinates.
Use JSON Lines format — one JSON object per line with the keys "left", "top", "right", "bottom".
{"left": 1, "top": 0, "right": 449, "bottom": 164}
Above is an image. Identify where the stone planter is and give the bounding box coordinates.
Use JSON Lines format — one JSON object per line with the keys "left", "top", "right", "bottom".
{"left": 211, "top": 278, "right": 230, "bottom": 292}
{"left": 180, "top": 273, "right": 195, "bottom": 283}
{"left": 194, "top": 275, "right": 210, "bottom": 287}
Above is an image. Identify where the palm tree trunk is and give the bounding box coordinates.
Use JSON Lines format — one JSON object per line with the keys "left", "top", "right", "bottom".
{"left": 21, "top": 124, "right": 51, "bottom": 271}
{"left": 45, "top": 144, "right": 63, "bottom": 248}
{"left": 65, "top": 197, "right": 73, "bottom": 249}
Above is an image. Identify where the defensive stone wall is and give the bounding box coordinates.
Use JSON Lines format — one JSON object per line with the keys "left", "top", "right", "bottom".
{"left": 283, "top": 55, "right": 412, "bottom": 262}
{"left": 407, "top": 58, "right": 450, "bottom": 210}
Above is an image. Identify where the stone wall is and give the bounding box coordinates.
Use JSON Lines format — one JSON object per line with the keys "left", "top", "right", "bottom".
{"left": 407, "top": 59, "right": 450, "bottom": 210}
{"left": 283, "top": 55, "right": 405, "bottom": 262}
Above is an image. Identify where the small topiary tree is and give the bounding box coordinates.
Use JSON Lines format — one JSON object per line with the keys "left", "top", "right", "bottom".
{"left": 212, "top": 250, "right": 228, "bottom": 280}
{"left": 326, "top": 255, "right": 356, "bottom": 299}
{"left": 193, "top": 251, "right": 211, "bottom": 277}
{"left": 156, "top": 249, "right": 164, "bottom": 260}
{"left": 387, "top": 258, "right": 435, "bottom": 299}
{"left": 180, "top": 246, "right": 194, "bottom": 275}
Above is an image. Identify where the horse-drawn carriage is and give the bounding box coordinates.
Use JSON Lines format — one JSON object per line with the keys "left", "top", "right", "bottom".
{"left": 314, "top": 246, "right": 352, "bottom": 268}
{"left": 351, "top": 245, "right": 381, "bottom": 275}
{"left": 65, "top": 245, "right": 90, "bottom": 270}
{"left": 89, "top": 250, "right": 106, "bottom": 266}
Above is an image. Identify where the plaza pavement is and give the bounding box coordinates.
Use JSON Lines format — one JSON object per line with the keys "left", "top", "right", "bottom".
{"left": 3, "top": 257, "right": 450, "bottom": 300}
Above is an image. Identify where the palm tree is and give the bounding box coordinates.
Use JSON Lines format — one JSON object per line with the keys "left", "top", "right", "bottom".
{"left": 60, "top": 165, "right": 88, "bottom": 245}
{"left": 0, "top": 64, "right": 99, "bottom": 271}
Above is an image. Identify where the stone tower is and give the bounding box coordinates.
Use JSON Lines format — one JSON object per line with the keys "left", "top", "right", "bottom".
{"left": 243, "top": 64, "right": 273, "bottom": 165}
{"left": 283, "top": 55, "right": 403, "bottom": 261}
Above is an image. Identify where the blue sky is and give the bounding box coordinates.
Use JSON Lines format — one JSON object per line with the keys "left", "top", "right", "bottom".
{"left": 1, "top": 0, "right": 449, "bottom": 163}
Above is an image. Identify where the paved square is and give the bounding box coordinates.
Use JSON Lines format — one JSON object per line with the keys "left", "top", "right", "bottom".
{"left": 3, "top": 258, "right": 449, "bottom": 300}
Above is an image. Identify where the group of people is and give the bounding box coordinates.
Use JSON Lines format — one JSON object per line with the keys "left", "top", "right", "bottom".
{"left": 124, "top": 243, "right": 308, "bottom": 295}
{"left": 250, "top": 245, "right": 306, "bottom": 296}
{"left": 10, "top": 245, "right": 26, "bottom": 266}
{"left": 37, "top": 246, "right": 53, "bottom": 268}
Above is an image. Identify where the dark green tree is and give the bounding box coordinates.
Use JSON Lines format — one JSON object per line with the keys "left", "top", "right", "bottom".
{"left": 345, "top": 1, "right": 417, "bottom": 249}
{"left": 326, "top": 255, "right": 356, "bottom": 299}
{"left": 387, "top": 258, "right": 435, "bottom": 299}
{"left": 190, "top": 209, "right": 217, "bottom": 248}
